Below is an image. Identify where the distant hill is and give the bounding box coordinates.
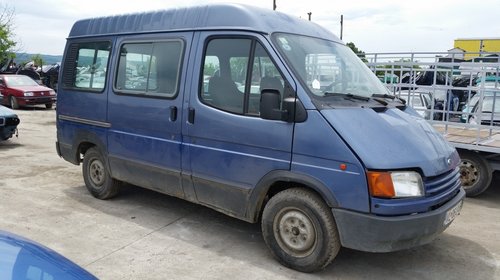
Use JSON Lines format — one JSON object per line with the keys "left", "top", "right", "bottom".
{"left": 14, "top": 53, "right": 63, "bottom": 65}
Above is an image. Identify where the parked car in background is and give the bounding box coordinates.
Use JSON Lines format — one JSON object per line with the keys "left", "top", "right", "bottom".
{"left": 460, "top": 91, "right": 498, "bottom": 123}
{"left": 397, "top": 88, "right": 454, "bottom": 120}
{"left": 469, "top": 95, "right": 500, "bottom": 126}
{"left": 0, "top": 75, "right": 56, "bottom": 109}
{"left": 397, "top": 90, "right": 432, "bottom": 118}
{"left": 461, "top": 78, "right": 500, "bottom": 123}
{"left": 0, "top": 105, "right": 20, "bottom": 141}
{"left": 0, "top": 230, "right": 97, "bottom": 280}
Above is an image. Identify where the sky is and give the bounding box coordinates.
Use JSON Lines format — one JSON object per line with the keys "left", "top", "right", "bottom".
{"left": 4, "top": 0, "right": 500, "bottom": 56}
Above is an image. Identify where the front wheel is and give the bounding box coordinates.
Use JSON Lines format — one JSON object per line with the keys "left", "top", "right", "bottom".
{"left": 45, "top": 103, "right": 53, "bottom": 109}
{"left": 261, "top": 188, "right": 340, "bottom": 272}
{"left": 9, "top": 96, "right": 19, "bottom": 109}
{"left": 82, "top": 147, "right": 121, "bottom": 199}
{"left": 459, "top": 150, "right": 492, "bottom": 197}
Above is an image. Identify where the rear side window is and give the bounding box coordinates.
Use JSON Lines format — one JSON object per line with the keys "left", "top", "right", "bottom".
{"left": 115, "top": 40, "right": 183, "bottom": 98}
{"left": 62, "top": 41, "right": 111, "bottom": 91}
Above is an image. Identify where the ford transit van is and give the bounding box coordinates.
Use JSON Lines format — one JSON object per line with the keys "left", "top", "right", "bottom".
{"left": 56, "top": 4, "right": 464, "bottom": 272}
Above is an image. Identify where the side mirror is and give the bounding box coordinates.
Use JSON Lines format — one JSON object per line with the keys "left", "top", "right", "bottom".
{"left": 260, "top": 89, "right": 307, "bottom": 123}
{"left": 260, "top": 89, "right": 282, "bottom": 120}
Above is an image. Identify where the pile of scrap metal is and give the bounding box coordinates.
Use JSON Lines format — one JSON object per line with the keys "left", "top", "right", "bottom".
{"left": 0, "top": 58, "right": 59, "bottom": 90}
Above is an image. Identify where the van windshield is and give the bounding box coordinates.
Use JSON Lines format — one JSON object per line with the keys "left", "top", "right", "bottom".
{"left": 272, "top": 33, "right": 389, "bottom": 98}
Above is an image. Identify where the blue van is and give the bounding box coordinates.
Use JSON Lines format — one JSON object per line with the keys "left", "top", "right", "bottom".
{"left": 56, "top": 4, "right": 464, "bottom": 272}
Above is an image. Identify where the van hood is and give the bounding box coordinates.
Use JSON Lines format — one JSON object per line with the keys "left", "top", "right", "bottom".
{"left": 320, "top": 108, "right": 459, "bottom": 177}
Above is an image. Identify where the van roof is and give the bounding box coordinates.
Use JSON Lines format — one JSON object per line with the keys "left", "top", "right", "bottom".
{"left": 68, "top": 3, "right": 339, "bottom": 41}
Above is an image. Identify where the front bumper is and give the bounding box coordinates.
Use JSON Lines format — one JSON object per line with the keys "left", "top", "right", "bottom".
{"left": 18, "top": 96, "right": 56, "bottom": 105}
{"left": 0, "top": 127, "right": 16, "bottom": 140}
{"left": 333, "top": 188, "right": 465, "bottom": 252}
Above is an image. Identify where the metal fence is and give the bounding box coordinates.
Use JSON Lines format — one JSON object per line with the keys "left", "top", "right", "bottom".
{"left": 362, "top": 52, "right": 500, "bottom": 154}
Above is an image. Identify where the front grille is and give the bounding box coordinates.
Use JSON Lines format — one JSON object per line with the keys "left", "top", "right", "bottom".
{"left": 425, "top": 167, "right": 461, "bottom": 197}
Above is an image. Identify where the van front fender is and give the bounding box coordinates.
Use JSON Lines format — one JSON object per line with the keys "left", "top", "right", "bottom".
{"left": 246, "top": 170, "right": 339, "bottom": 223}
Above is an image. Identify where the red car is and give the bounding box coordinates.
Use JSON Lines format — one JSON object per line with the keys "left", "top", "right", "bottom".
{"left": 0, "top": 74, "right": 56, "bottom": 109}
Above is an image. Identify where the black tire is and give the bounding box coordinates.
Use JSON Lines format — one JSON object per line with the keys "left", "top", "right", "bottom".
{"left": 459, "top": 150, "right": 492, "bottom": 197}
{"left": 9, "top": 96, "right": 19, "bottom": 109}
{"left": 82, "top": 147, "right": 121, "bottom": 199}
{"left": 45, "top": 103, "right": 53, "bottom": 109}
{"left": 261, "top": 188, "right": 340, "bottom": 272}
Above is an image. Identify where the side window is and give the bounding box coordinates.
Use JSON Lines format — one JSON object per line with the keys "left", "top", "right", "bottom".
{"left": 201, "top": 38, "right": 250, "bottom": 114}
{"left": 201, "top": 38, "right": 285, "bottom": 116}
{"left": 249, "top": 43, "right": 284, "bottom": 115}
{"left": 62, "top": 41, "right": 111, "bottom": 91}
{"left": 115, "top": 40, "right": 183, "bottom": 98}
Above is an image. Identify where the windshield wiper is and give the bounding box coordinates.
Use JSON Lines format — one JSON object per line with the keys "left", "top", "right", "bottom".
{"left": 372, "top": 93, "right": 406, "bottom": 105}
{"left": 323, "top": 92, "right": 370, "bottom": 101}
{"left": 372, "top": 93, "right": 395, "bottom": 99}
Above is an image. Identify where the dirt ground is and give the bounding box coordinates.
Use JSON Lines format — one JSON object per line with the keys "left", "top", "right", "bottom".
{"left": 1, "top": 108, "right": 499, "bottom": 280}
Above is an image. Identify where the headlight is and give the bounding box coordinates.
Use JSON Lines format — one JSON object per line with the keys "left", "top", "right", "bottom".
{"left": 367, "top": 171, "right": 424, "bottom": 198}
{"left": 49, "top": 90, "right": 56, "bottom": 96}
{"left": 24, "top": 91, "right": 34, "bottom": 97}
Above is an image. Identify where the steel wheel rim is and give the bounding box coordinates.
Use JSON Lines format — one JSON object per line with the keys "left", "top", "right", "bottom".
{"left": 89, "top": 159, "right": 105, "bottom": 187}
{"left": 460, "top": 160, "right": 479, "bottom": 189}
{"left": 274, "top": 207, "right": 317, "bottom": 257}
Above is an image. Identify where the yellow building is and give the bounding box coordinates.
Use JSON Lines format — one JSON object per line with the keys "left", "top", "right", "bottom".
{"left": 454, "top": 38, "right": 500, "bottom": 60}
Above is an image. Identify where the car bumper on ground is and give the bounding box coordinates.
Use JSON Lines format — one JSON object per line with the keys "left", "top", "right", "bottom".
{"left": 332, "top": 188, "right": 465, "bottom": 252}
{"left": 0, "top": 115, "right": 20, "bottom": 140}
{"left": 0, "top": 126, "right": 17, "bottom": 140}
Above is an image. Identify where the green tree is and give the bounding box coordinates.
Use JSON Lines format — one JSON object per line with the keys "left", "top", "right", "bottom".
{"left": 31, "top": 54, "right": 44, "bottom": 67}
{"left": 0, "top": 4, "right": 16, "bottom": 64}
{"left": 346, "top": 42, "right": 367, "bottom": 62}
{"left": 375, "top": 59, "right": 422, "bottom": 82}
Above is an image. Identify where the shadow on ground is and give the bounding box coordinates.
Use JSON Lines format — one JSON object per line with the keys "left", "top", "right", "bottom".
{"left": 0, "top": 140, "right": 22, "bottom": 150}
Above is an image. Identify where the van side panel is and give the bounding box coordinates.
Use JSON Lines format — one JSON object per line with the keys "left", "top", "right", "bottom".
{"left": 57, "top": 38, "right": 114, "bottom": 163}
{"left": 292, "top": 111, "right": 369, "bottom": 213}
{"left": 182, "top": 31, "right": 295, "bottom": 218}
{"left": 106, "top": 32, "right": 194, "bottom": 198}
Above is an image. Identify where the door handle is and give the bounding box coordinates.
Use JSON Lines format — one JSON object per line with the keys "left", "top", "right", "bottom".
{"left": 170, "top": 106, "right": 177, "bottom": 122}
{"left": 188, "top": 107, "right": 195, "bottom": 124}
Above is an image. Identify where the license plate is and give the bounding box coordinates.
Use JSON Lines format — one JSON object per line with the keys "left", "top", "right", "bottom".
{"left": 444, "top": 200, "right": 463, "bottom": 226}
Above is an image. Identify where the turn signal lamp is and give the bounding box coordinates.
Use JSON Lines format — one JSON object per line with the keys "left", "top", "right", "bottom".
{"left": 367, "top": 171, "right": 424, "bottom": 198}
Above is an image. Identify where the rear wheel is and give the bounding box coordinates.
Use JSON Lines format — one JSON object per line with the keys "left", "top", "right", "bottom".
{"left": 9, "top": 96, "right": 19, "bottom": 109}
{"left": 459, "top": 150, "right": 492, "bottom": 197}
{"left": 45, "top": 103, "right": 53, "bottom": 109}
{"left": 82, "top": 147, "right": 121, "bottom": 199}
{"left": 261, "top": 188, "right": 340, "bottom": 272}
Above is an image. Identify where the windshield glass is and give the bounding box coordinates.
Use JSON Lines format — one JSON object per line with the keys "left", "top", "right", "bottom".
{"left": 272, "top": 33, "right": 389, "bottom": 98}
{"left": 5, "top": 76, "right": 39, "bottom": 87}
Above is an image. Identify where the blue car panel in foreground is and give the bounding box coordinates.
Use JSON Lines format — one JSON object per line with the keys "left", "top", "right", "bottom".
{"left": 0, "top": 230, "right": 97, "bottom": 280}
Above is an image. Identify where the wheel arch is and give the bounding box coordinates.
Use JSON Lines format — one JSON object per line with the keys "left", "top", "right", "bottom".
{"left": 69, "top": 130, "right": 108, "bottom": 165}
{"left": 246, "top": 170, "right": 339, "bottom": 223}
